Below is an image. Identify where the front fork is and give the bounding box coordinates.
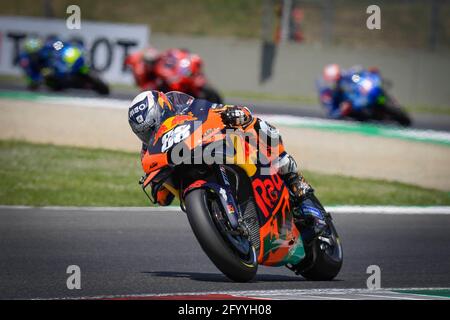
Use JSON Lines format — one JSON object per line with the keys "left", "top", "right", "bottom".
{"left": 182, "top": 165, "right": 242, "bottom": 232}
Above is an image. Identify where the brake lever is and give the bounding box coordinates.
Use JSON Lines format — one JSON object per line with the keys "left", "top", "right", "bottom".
{"left": 138, "top": 174, "right": 148, "bottom": 185}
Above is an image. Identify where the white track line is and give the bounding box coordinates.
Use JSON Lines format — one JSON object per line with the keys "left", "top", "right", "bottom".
{"left": 0, "top": 205, "right": 180, "bottom": 212}
{"left": 1, "top": 205, "right": 449, "bottom": 215}
{"left": 326, "top": 205, "right": 450, "bottom": 215}
{"left": 356, "top": 294, "right": 420, "bottom": 300}
{"left": 42, "top": 287, "right": 450, "bottom": 300}
{"left": 290, "top": 295, "right": 353, "bottom": 300}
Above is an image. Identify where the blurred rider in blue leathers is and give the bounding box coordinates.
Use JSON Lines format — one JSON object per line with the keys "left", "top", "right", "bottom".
{"left": 318, "top": 64, "right": 382, "bottom": 121}
{"left": 18, "top": 37, "right": 53, "bottom": 90}
{"left": 19, "top": 36, "right": 86, "bottom": 90}
{"left": 317, "top": 64, "right": 352, "bottom": 119}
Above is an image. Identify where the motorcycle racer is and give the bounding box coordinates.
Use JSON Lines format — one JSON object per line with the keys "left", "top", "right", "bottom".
{"left": 153, "top": 48, "right": 202, "bottom": 91}
{"left": 126, "top": 48, "right": 200, "bottom": 91}
{"left": 52, "top": 45, "right": 84, "bottom": 75}
{"left": 125, "top": 47, "right": 161, "bottom": 90}
{"left": 318, "top": 64, "right": 351, "bottom": 119}
{"left": 128, "top": 90, "right": 327, "bottom": 243}
{"left": 318, "top": 64, "right": 387, "bottom": 121}
{"left": 18, "top": 37, "right": 53, "bottom": 90}
{"left": 126, "top": 48, "right": 223, "bottom": 103}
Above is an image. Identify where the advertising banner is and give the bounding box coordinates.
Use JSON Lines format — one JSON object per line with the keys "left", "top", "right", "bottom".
{"left": 0, "top": 16, "right": 150, "bottom": 84}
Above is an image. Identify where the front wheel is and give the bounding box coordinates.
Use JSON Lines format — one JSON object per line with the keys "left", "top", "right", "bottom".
{"left": 185, "top": 189, "right": 258, "bottom": 282}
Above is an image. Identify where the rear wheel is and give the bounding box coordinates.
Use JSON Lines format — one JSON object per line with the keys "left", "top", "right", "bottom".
{"left": 381, "top": 104, "right": 412, "bottom": 127}
{"left": 184, "top": 189, "right": 258, "bottom": 282}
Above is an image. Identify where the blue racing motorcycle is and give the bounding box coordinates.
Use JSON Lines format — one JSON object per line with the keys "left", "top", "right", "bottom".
{"left": 319, "top": 70, "right": 411, "bottom": 126}
{"left": 43, "top": 42, "right": 110, "bottom": 95}
{"left": 19, "top": 40, "right": 109, "bottom": 95}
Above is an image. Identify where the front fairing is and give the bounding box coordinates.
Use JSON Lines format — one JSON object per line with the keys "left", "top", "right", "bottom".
{"left": 224, "top": 123, "right": 306, "bottom": 266}
{"left": 249, "top": 164, "right": 305, "bottom": 266}
{"left": 342, "top": 72, "right": 383, "bottom": 109}
{"left": 53, "top": 45, "right": 88, "bottom": 76}
{"left": 142, "top": 97, "right": 224, "bottom": 174}
{"left": 166, "top": 91, "right": 196, "bottom": 113}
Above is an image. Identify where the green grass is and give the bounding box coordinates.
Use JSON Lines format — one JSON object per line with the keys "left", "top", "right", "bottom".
{"left": 225, "top": 90, "right": 318, "bottom": 106}
{"left": 0, "top": 140, "right": 147, "bottom": 206}
{"left": 2, "top": 0, "right": 449, "bottom": 49}
{"left": 0, "top": 140, "right": 448, "bottom": 206}
{"left": 402, "top": 104, "right": 450, "bottom": 117}
{"left": 2, "top": 0, "right": 263, "bottom": 39}
{"left": 304, "top": 170, "right": 450, "bottom": 206}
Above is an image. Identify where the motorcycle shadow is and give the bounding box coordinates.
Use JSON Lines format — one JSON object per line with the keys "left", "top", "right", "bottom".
{"left": 142, "top": 271, "right": 314, "bottom": 283}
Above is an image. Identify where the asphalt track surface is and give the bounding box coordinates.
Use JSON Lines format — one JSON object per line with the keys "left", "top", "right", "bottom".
{"left": 1, "top": 84, "right": 449, "bottom": 132}
{"left": 1, "top": 207, "right": 449, "bottom": 300}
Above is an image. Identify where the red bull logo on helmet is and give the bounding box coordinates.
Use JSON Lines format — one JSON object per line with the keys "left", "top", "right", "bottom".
{"left": 157, "top": 91, "right": 173, "bottom": 111}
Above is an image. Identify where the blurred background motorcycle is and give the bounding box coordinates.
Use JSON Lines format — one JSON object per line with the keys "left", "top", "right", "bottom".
{"left": 317, "top": 64, "right": 411, "bottom": 126}
{"left": 125, "top": 47, "right": 223, "bottom": 103}
{"left": 18, "top": 37, "right": 110, "bottom": 95}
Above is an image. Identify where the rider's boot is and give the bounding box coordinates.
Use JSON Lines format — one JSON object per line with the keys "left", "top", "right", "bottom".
{"left": 282, "top": 171, "right": 327, "bottom": 244}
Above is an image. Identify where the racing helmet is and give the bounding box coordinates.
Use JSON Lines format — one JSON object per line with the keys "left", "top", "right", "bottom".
{"left": 128, "top": 90, "right": 175, "bottom": 144}
{"left": 323, "top": 64, "right": 341, "bottom": 82}
{"left": 142, "top": 47, "right": 159, "bottom": 65}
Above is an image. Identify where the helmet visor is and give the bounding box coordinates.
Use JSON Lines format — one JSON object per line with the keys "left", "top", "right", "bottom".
{"left": 136, "top": 126, "right": 155, "bottom": 145}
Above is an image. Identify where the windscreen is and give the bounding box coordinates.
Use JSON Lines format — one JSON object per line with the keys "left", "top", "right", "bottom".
{"left": 165, "top": 91, "right": 195, "bottom": 115}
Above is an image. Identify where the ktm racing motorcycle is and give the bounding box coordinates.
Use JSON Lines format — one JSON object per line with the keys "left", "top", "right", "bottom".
{"left": 139, "top": 91, "right": 343, "bottom": 282}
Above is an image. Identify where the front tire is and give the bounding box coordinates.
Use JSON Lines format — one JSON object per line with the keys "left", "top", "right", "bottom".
{"left": 185, "top": 189, "right": 258, "bottom": 282}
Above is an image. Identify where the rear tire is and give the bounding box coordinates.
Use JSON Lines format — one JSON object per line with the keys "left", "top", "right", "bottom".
{"left": 382, "top": 104, "right": 412, "bottom": 127}
{"left": 185, "top": 189, "right": 258, "bottom": 282}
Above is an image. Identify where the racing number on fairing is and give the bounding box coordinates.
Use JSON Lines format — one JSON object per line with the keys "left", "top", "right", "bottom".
{"left": 161, "top": 124, "right": 191, "bottom": 152}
